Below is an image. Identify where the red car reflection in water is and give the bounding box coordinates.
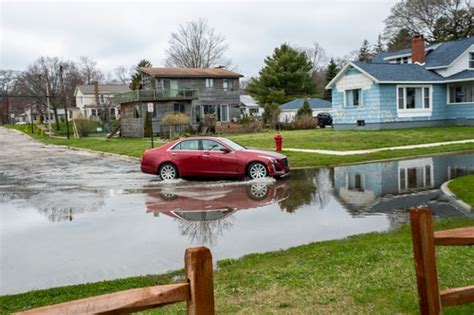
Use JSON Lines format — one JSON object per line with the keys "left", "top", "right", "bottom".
{"left": 140, "top": 137, "right": 289, "bottom": 180}
{"left": 145, "top": 182, "right": 289, "bottom": 221}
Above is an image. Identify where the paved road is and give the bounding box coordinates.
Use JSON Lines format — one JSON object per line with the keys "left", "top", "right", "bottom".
{"left": 0, "top": 128, "right": 155, "bottom": 218}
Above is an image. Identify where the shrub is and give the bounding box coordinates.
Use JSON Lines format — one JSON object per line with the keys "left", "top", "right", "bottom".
{"left": 162, "top": 112, "right": 189, "bottom": 126}
{"left": 74, "top": 118, "right": 96, "bottom": 137}
{"left": 202, "top": 113, "right": 217, "bottom": 133}
{"left": 293, "top": 116, "right": 317, "bottom": 129}
{"left": 297, "top": 99, "right": 312, "bottom": 117}
{"left": 144, "top": 112, "right": 153, "bottom": 137}
{"left": 162, "top": 112, "right": 189, "bottom": 138}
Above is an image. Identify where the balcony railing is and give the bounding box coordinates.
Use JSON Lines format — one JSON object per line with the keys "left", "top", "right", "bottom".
{"left": 113, "top": 89, "right": 199, "bottom": 103}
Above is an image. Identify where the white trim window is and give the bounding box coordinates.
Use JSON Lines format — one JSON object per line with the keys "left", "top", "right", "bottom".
{"left": 448, "top": 82, "right": 474, "bottom": 104}
{"left": 469, "top": 52, "right": 474, "bottom": 69}
{"left": 344, "top": 89, "right": 362, "bottom": 107}
{"left": 223, "top": 79, "right": 233, "bottom": 91}
{"left": 202, "top": 104, "right": 229, "bottom": 122}
{"left": 398, "top": 164, "right": 433, "bottom": 192}
{"left": 397, "top": 85, "right": 432, "bottom": 117}
{"left": 346, "top": 172, "right": 365, "bottom": 192}
{"left": 205, "top": 78, "right": 214, "bottom": 88}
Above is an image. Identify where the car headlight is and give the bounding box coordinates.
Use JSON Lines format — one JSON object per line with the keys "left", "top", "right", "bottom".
{"left": 270, "top": 158, "right": 277, "bottom": 164}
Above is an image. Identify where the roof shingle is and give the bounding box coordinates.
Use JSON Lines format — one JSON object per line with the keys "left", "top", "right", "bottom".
{"left": 76, "top": 84, "right": 130, "bottom": 95}
{"left": 140, "top": 67, "right": 243, "bottom": 78}
{"left": 280, "top": 98, "right": 332, "bottom": 110}
{"left": 353, "top": 61, "right": 444, "bottom": 82}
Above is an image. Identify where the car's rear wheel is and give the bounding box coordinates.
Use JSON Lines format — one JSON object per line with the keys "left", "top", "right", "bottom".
{"left": 159, "top": 163, "right": 179, "bottom": 180}
{"left": 248, "top": 162, "right": 268, "bottom": 180}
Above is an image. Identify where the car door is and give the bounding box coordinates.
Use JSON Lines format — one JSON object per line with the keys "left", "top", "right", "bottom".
{"left": 200, "top": 140, "right": 239, "bottom": 175}
{"left": 169, "top": 139, "right": 201, "bottom": 176}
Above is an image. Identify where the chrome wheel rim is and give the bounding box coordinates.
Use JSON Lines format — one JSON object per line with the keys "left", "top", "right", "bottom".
{"left": 160, "top": 165, "right": 176, "bottom": 180}
{"left": 250, "top": 183, "right": 268, "bottom": 198}
{"left": 249, "top": 163, "right": 267, "bottom": 179}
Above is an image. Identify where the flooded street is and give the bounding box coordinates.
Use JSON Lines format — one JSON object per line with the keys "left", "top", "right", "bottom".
{"left": 1, "top": 127, "right": 473, "bottom": 295}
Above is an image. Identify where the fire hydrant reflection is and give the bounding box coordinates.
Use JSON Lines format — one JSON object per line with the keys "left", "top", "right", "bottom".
{"left": 274, "top": 132, "right": 283, "bottom": 151}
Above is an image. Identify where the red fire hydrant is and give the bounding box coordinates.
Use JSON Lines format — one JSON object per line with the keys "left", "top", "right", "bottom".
{"left": 274, "top": 132, "right": 283, "bottom": 151}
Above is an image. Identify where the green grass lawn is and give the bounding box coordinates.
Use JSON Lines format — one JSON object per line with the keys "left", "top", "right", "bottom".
{"left": 228, "top": 126, "right": 474, "bottom": 150}
{"left": 448, "top": 175, "right": 474, "bottom": 207}
{"left": 9, "top": 125, "right": 474, "bottom": 168}
{"left": 1, "top": 218, "right": 472, "bottom": 314}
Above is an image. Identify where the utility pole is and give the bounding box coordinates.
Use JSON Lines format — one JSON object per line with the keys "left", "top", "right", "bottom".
{"left": 59, "top": 64, "right": 70, "bottom": 139}
{"left": 45, "top": 81, "right": 52, "bottom": 137}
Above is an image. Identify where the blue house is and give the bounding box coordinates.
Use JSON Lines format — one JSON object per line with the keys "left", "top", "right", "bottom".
{"left": 279, "top": 98, "right": 332, "bottom": 123}
{"left": 326, "top": 35, "right": 474, "bottom": 129}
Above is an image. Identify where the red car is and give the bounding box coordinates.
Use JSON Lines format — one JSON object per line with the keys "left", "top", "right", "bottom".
{"left": 141, "top": 137, "right": 289, "bottom": 180}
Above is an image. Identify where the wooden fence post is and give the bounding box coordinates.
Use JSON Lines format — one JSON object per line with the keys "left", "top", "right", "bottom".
{"left": 185, "top": 246, "right": 215, "bottom": 315}
{"left": 410, "top": 208, "right": 441, "bottom": 315}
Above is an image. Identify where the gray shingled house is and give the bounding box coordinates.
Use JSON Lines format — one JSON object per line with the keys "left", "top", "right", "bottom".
{"left": 114, "top": 67, "right": 243, "bottom": 137}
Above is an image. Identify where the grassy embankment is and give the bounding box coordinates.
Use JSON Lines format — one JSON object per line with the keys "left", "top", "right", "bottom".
{"left": 10, "top": 125, "right": 474, "bottom": 168}
{"left": 449, "top": 175, "right": 474, "bottom": 208}
{"left": 1, "top": 218, "right": 472, "bottom": 314}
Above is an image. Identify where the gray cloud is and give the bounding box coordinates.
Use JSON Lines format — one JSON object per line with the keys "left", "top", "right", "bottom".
{"left": 1, "top": 0, "right": 398, "bottom": 78}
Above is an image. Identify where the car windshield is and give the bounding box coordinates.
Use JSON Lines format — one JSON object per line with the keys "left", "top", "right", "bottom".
{"left": 218, "top": 138, "right": 247, "bottom": 151}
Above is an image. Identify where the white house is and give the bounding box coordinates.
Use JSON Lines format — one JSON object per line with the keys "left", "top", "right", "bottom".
{"left": 74, "top": 84, "right": 130, "bottom": 119}
{"left": 240, "top": 94, "right": 264, "bottom": 117}
{"left": 279, "top": 98, "right": 332, "bottom": 123}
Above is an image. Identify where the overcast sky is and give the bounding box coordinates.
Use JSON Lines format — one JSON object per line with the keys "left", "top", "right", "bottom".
{"left": 1, "top": 0, "right": 398, "bottom": 78}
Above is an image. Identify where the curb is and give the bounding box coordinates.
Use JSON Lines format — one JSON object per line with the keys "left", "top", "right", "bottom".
{"left": 5, "top": 128, "right": 141, "bottom": 162}
{"left": 44, "top": 144, "right": 141, "bottom": 162}
{"left": 440, "top": 180, "right": 472, "bottom": 212}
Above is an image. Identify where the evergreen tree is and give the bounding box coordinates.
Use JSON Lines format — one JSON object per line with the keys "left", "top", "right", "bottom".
{"left": 387, "top": 29, "right": 412, "bottom": 51}
{"left": 358, "top": 39, "right": 373, "bottom": 62}
{"left": 432, "top": 9, "right": 474, "bottom": 43}
{"left": 130, "top": 59, "right": 152, "bottom": 90}
{"left": 297, "top": 99, "right": 312, "bottom": 117}
{"left": 144, "top": 111, "right": 153, "bottom": 137}
{"left": 374, "top": 34, "right": 386, "bottom": 54}
{"left": 324, "top": 59, "right": 339, "bottom": 101}
{"left": 247, "top": 43, "right": 316, "bottom": 106}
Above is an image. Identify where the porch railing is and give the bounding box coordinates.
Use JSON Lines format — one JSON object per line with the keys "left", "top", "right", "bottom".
{"left": 114, "top": 89, "right": 199, "bottom": 103}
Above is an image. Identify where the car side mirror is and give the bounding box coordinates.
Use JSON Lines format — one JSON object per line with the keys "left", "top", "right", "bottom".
{"left": 220, "top": 147, "right": 232, "bottom": 153}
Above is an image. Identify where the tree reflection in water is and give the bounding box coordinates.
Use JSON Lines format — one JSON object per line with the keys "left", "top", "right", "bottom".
{"left": 176, "top": 214, "right": 235, "bottom": 244}
{"left": 279, "top": 168, "right": 332, "bottom": 213}
{"left": 30, "top": 190, "right": 105, "bottom": 222}
{"left": 145, "top": 181, "right": 290, "bottom": 244}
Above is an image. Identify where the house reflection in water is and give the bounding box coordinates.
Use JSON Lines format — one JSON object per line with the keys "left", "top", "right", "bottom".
{"left": 334, "top": 153, "right": 474, "bottom": 215}
{"left": 145, "top": 181, "right": 289, "bottom": 243}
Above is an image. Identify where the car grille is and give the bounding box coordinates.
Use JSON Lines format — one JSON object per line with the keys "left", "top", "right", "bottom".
{"left": 281, "top": 158, "right": 288, "bottom": 166}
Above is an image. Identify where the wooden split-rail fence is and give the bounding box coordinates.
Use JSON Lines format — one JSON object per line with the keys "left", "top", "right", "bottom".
{"left": 410, "top": 208, "right": 474, "bottom": 314}
{"left": 14, "top": 209, "right": 474, "bottom": 315}
{"left": 15, "top": 247, "right": 214, "bottom": 315}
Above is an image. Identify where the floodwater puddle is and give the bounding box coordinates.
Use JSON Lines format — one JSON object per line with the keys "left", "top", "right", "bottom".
{"left": 1, "top": 152, "right": 473, "bottom": 294}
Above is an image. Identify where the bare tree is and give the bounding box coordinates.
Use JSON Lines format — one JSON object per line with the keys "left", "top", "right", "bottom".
{"left": 0, "top": 70, "right": 19, "bottom": 124}
{"left": 299, "top": 42, "right": 329, "bottom": 96}
{"left": 384, "top": 0, "right": 473, "bottom": 43}
{"left": 113, "top": 65, "right": 132, "bottom": 85}
{"left": 165, "top": 18, "right": 231, "bottom": 68}
{"left": 78, "top": 56, "right": 104, "bottom": 84}
{"left": 17, "top": 57, "right": 82, "bottom": 129}
{"left": 303, "top": 42, "right": 328, "bottom": 72}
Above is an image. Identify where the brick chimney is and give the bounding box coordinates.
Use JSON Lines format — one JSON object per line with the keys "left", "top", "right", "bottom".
{"left": 411, "top": 34, "right": 425, "bottom": 64}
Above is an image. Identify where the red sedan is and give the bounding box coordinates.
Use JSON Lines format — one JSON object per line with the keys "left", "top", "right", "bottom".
{"left": 141, "top": 137, "right": 289, "bottom": 180}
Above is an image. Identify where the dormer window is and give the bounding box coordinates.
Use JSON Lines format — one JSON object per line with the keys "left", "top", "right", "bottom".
{"left": 469, "top": 52, "right": 474, "bottom": 69}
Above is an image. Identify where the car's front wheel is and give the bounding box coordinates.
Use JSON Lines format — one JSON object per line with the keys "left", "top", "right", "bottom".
{"left": 159, "top": 163, "right": 179, "bottom": 180}
{"left": 248, "top": 162, "right": 268, "bottom": 180}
